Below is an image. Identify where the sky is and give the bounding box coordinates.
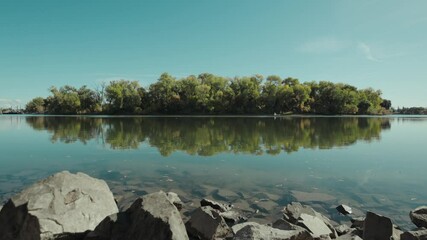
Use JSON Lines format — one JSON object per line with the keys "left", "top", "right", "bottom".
{"left": 1, "top": 0, "right": 426, "bottom": 108}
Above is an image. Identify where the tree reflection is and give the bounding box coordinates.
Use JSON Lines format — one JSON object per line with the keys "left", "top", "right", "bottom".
{"left": 26, "top": 116, "right": 391, "bottom": 156}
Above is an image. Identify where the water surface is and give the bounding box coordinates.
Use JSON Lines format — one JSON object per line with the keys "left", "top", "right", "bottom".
{"left": 1, "top": 115, "right": 426, "bottom": 229}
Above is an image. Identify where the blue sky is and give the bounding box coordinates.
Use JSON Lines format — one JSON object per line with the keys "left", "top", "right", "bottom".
{"left": 1, "top": 0, "right": 426, "bottom": 108}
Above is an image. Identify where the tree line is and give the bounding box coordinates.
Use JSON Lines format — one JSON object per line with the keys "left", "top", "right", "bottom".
{"left": 25, "top": 73, "right": 392, "bottom": 115}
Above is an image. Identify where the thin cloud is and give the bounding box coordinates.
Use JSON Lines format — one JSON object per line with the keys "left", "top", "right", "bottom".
{"left": 297, "top": 37, "right": 349, "bottom": 54}
{"left": 0, "top": 98, "right": 22, "bottom": 107}
{"left": 358, "top": 42, "right": 381, "bottom": 62}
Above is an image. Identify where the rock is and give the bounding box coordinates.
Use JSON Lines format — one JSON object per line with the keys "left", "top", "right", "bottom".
{"left": 336, "top": 229, "right": 363, "bottom": 240}
{"left": 0, "top": 171, "right": 118, "bottom": 240}
{"left": 87, "top": 191, "right": 188, "bottom": 240}
{"left": 232, "top": 222, "right": 311, "bottom": 240}
{"left": 219, "top": 210, "right": 247, "bottom": 225}
{"left": 200, "top": 198, "right": 232, "bottom": 212}
{"left": 401, "top": 229, "right": 427, "bottom": 240}
{"left": 363, "top": 211, "right": 400, "bottom": 240}
{"left": 335, "top": 224, "right": 351, "bottom": 236}
{"left": 350, "top": 217, "right": 365, "bottom": 230}
{"left": 166, "top": 192, "right": 183, "bottom": 210}
{"left": 283, "top": 202, "right": 337, "bottom": 238}
{"left": 297, "top": 213, "right": 333, "bottom": 238}
{"left": 185, "top": 206, "right": 232, "bottom": 240}
{"left": 272, "top": 219, "right": 303, "bottom": 231}
{"left": 336, "top": 204, "right": 352, "bottom": 215}
{"left": 283, "top": 202, "right": 318, "bottom": 223}
{"left": 410, "top": 206, "right": 427, "bottom": 228}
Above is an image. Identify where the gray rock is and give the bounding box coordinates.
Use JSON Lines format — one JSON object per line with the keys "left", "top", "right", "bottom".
{"left": 363, "top": 211, "right": 400, "bottom": 240}
{"left": 401, "top": 229, "right": 427, "bottom": 240}
{"left": 336, "top": 204, "right": 352, "bottom": 215}
{"left": 166, "top": 192, "right": 183, "bottom": 210}
{"left": 232, "top": 222, "right": 311, "bottom": 240}
{"left": 350, "top": 217, "right": 365, "bottom": 230}
{"left": 283, "top": 202, "right": 337, "bottom": 238}
{"left": 336, "top": 229, "right": 363, "bottom": 240}
{"left": 283, "top": 202, "right": 318, "bottom": 223}
{"left": 411, "top": 206, "right": 427, "bottom": 228}
{"left": 297, "top": 213, "right": 332, "bottom": 238}
{"left": 335, "top": 224, "right": 351, "bottom": 236}
{"left": 0, "top": 171, "right": 118, "bottom": 240}
{"left": 200, "top": 198, "right": 232, "bottom": 212}
{"left": 185, "top": 206, "right": 232, "bottom": 240}
{"left": 87, "top": 191, "right": 189, "bottom": 240}
{"left": 272, "top": 219, "right": 303, "bottom": 231}
{"left": 219, "top": 210, "right": 247, "bottom": 225}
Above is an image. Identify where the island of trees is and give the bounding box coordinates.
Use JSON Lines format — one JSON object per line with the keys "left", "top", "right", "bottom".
{"left": 25, "top": 73, "right": 392, "bottom": 115}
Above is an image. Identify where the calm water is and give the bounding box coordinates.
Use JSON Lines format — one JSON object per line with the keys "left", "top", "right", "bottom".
{"left": 1, "top": 115, "right": 427, "bottom": 229}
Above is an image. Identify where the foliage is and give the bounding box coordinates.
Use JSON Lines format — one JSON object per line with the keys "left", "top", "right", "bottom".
{"left": 24, "top": 73, "right": 391, "bottom": 115}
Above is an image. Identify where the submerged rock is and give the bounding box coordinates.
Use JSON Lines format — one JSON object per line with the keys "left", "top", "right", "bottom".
{"left": 410, "top": 206, "right": 427, "bottom": 228}
{"left": 336, "top": 204, "right": 352, "bottom": 215}
{"left": 185, "top": 206, "right": 232, "bottom": 240}
{"left": 87, "top": 191, "right": 188, "bottom": 240}
{"left": 232, "top": 222, "right": 311, "bottom": 240}
{"left": 0, "top": 171, "right": 118, "bottom": 240}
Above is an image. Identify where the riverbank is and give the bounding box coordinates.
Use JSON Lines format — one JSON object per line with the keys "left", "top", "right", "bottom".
{"left": 0, "top": 171, "right": 426, "bottom": 239}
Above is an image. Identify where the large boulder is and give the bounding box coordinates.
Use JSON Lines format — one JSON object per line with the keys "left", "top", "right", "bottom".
{"left": 185, "top": 206, "right": 232, "bottom": 239}
{"left": 86, "top": 191, "right": 188, "bottom": 240}
{"left": 363, "top": 211, "right": 401, "bottom": 240}
{"left": 410, "top": 206, "right": 427, "bottom": 228}
{"left": 0, "top": 171, "right": 118, "bottom": 240}
{"left": 232, "top": 222, "right": 311, "bottom": 240}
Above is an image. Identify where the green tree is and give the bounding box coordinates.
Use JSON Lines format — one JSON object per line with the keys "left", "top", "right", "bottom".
{"left": 105, "top": 80, "right": 143, "bottom": 113}
{"left": 25, "top": 97, "right": 46, "bottom": 113}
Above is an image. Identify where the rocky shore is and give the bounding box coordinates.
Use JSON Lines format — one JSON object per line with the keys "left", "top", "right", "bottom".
{"left": 0, "top": 171, "right": 426, "bottom": 240}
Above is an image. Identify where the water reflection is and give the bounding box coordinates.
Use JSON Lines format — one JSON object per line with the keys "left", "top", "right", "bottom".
{"left": 25, "top": 116, "right": 391, "bottom": 156}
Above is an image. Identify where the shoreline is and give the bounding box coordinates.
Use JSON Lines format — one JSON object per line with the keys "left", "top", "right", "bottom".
{"left": 1, "top": 171, "right": 426, "bottom": 239}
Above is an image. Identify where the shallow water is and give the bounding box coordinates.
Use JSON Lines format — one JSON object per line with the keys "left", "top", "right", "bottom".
{"left": 1, "top": 115, "right": 426, "bottom": 229}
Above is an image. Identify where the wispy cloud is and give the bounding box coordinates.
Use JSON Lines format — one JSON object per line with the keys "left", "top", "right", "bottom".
{"left": 297, "top": 37, "right": 349, "bottom": 54}
{"left": 358, "top": 42, "right": 380, "bottom": 62}
{"left": 0, "top": 98, "right": 21, "bottom": 107}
